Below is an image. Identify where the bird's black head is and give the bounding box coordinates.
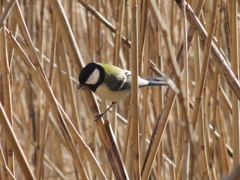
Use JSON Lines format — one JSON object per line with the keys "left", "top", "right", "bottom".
{"left": 78, "top": 62, "right": 105, "bottom": 92}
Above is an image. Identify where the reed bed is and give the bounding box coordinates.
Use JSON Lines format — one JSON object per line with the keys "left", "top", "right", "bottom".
{"left": 0, "top": 0, "right": 239, "bottom": 179}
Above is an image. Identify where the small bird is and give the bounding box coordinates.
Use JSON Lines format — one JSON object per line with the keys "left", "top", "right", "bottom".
{"left": 78, "top": 62, "right": 176, "bottom": 120}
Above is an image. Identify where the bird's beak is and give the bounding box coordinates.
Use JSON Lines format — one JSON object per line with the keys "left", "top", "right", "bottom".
{"left": 78, "top": 84, "right": 84, "bottom": 90}
{"left": 78, "top": 84, "right": 88, "bottom": 90}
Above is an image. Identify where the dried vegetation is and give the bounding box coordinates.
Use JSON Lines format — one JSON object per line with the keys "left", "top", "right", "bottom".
{"left": 0, "top": 0, "right": 240, "bottom": 179}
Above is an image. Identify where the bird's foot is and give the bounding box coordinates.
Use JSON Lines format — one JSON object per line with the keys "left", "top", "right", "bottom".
{"left": 94, "top": 113, "right": 105, "bottom": 121}
{"left": 94, "top": 102, "right": 116, "bottom": 121}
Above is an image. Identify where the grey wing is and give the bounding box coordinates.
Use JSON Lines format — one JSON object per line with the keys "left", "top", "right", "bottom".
{"left": 117, "top": 70, "right": 131, "bottom": 90}
{"left": 119, "top": 71, "right": 149, "bottom": 90}
{"left": 105, "top": 70, "right": 128, "bottom": 91}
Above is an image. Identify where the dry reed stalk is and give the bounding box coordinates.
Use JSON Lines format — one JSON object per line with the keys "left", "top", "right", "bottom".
{"left": 141, "top": 1, "right": 195, "bottom": 179}
{"left": 228, "top": 0, "right": 240, "bottom": 167}
{"left": 0, "top": 103, "right": 35, "bottom": 179}
{"left": 157, "top": 144, "right": 163, "bottom": 178}
{"left": 125, "top": 0, "right": 140, "bottom": 179}
{"left": 207, "top": 63, "right": 220, "bottom": 180}
{"left": 94, "top": 1, "right": 101, "bottom": 63}
{"left": 191, "top": 0, "right": 217, "bottom": 129}
{"left": 7, "top": 15, "right": 17, "bottom": 67}
{"left": 179, "top": 1, "right": 190, "bottom": 179}
{"left": 176, "top": 0, "right": 240, "bottom": 99}
{"left": 37, "top": 0, "right": 45, "bottom": 61}
{"left": 166, "top": 124, "right": 175, "bottom": 170}
{"left": 55, "top": 106, "right": 108, "bottom": 180}
{"left": 76, "top": 0, "right": 131, "bottom": 48}
{"left": 0, "top": 0, "right": 16, "bottom": 30}
{"left": 111, "top": 0, "right": 125, "bottom": 136}
{"left": 36, "top": 21, "right": 57, "bottom": 180}
{"left": 151, "top": 31, "right": 162, "bottom": 119}
{"left": 0, "top": 12, "right": 14, "bottom": 177}
{"left": 182, "top": 0, "right": 188, "bottom": 117}
{"left": 44, "top": 154, "right": 67, "bottom": 180}
{"left": 209, "top": 9, "right": 224, "bottom": 177}
{"left": 198, "top": 104, "right": 210, "bottom": 178}
{"left": 59, "top": 36, "right": 80, "bottom": 129}
{"left": 6, "top": 28, "right": 90, "bottom": 179}
{"left": 0, "top": 145, "right": 16, "bottom": 180}
{"left": 140, "top": 24, "right": 150, "bottom": 166}
{"left": 48, "top": 0, "right": 83, "bottom": 72}
{"left": 219, "top": 86, "right": 232, "bottom": 113}
{"left": 175, "top": 99, "right": 186, "bottom": 180}
{"left": 1, "top": 0, "right": 239, "bottom": 179}
{"left": 149, "top": 60, "right": 165, "bottom": 77}
{"left": 48, "top": 1, "right": 128, "bottom": 179}
{"left": 8, "top": 3, "right": 94, "bottom": 178}
{"left": 139, "top": 0, "right": 149, "bottom": 61}
{"left": 155, "top": 0, "right": 193, "bottom": 142}
{"left": 142, "top": 0, "right": 202, "bottom": 178}
{"left": 113, "top": 0, "right": 124, "bottom": 66}
{"left": 217, "top": 107, "right": 230, "bottom": 174}
{"left": 12, "top": 2, "right": 91, "bottom": 178}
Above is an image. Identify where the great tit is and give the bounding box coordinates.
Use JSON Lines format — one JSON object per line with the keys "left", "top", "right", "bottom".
{"left": 78, "top": 62, "right": 176, "bottom": 119}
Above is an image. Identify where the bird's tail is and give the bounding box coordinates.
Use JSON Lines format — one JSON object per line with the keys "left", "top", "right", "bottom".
{"left": 144, "top": 77, "right": 169, "bottom": 86}
{"left": 144, "top": 77, "right": 180, "bottom": 94}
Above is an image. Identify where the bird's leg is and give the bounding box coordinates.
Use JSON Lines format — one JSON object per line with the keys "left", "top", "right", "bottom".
{"left": 94, "top": 102, "right": 117, "bottom": 121}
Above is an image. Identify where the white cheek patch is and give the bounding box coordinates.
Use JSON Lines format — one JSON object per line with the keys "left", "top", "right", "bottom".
{"left": 86, "top": 68, "right": 100, "bottom": 85}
